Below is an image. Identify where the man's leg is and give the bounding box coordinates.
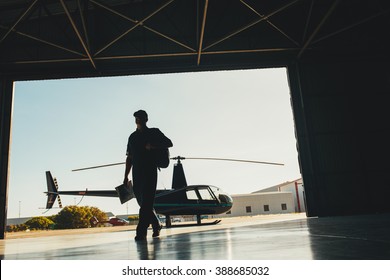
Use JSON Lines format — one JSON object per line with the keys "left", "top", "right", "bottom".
{"left": 151, "top": 209, "right": 162, "bottom": 237}
{"left": 133, "top": 183, "right": 148, "bottom": 239}
{"left": 151, "top": 209, "right": 161, "bottom": 229}
{"left": 135, "top": 168, "right": 157, "bottom": 239}
{"left": 136, "top": 195, "right": 154, "bottom": 237}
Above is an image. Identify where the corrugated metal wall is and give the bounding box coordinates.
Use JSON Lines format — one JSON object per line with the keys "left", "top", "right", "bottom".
{"left": 288, "top": 58, "right": 390, "bottom": 217}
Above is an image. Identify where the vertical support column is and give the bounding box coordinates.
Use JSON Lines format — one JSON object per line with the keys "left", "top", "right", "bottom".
{"left": 0, "top": 78, "right": 14, "bottom": 239}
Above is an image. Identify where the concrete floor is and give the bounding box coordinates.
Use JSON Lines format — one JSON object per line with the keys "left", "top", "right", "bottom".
{"left": 1, "top": 213, "right": 390, "bottom": 260}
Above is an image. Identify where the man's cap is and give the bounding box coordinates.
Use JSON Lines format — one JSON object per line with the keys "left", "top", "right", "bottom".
{"left": 133, "top": 110, "right": 148, "bottom": 120}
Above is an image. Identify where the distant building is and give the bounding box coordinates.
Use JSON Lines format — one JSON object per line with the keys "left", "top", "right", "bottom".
{"left": 219, "top": 192, "right": 294, "bottom": 217}
{"left": 253, "top": 178, "right": 305, "bottom": 213}
{"left": 6, "top": 217, "right": 31, "bottom": 226}
{"left": 217, "top": 178, "right": 305, "bottom": 217}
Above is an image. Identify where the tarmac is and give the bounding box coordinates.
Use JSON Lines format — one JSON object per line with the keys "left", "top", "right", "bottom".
{"left": 1, "top": 212, "right": 390, "bottom": 260}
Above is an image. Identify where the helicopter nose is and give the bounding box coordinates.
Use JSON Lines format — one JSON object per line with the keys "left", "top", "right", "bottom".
{"left": 219, "top": 194, "right": 233, "bottom": 204}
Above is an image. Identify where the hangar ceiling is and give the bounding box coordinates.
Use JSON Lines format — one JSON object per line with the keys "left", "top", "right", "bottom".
{"left": 1, "top": 0, "right": 389, "bottom": 81}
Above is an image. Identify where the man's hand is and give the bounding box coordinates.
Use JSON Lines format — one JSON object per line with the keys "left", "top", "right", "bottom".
{"left": 124, "top": 155, "right": 132, "bottom": 184}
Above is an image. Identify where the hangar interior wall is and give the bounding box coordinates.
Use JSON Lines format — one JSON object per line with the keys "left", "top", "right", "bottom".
{"left": 289, "top": 57, "right": 390, "bottom": 217}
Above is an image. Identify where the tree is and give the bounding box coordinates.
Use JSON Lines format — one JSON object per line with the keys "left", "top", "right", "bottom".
{"left": 55, "top": 205, "right": 107, "bottom": 229}
{"left": 25, "top": 216, "right": 55, "bottom": 230}
{"left": 6, "top": 224, "right": 28, "bottom": 232}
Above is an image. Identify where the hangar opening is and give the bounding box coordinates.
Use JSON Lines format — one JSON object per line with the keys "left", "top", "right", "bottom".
{"left": 8, "top": 67, "right": 302, "bottom": 220}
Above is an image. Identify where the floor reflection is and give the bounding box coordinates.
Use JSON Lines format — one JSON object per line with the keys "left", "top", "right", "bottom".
{"left": 150, "top": 222, "right": 312, "bottom": 260}
{"left": 136, "top": 238, "right": 162, "bottom": 260}
{"left": 306, "top": 214, "right": 390, "bottom": 260}
{"left": 3, "top": 213, "right": 389, "bottom": 260}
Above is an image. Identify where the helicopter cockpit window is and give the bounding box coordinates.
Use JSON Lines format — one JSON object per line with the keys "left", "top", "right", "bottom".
{"left": 197, "top": 188, "right": 215, "bottom": 201}
{"left": 186, "top": 189, "right": 198, "bottom": 200}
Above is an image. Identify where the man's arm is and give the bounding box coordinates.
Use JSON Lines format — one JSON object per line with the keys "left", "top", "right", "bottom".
{"left": 123, "top": 155, "right": 132, "bottom": 184}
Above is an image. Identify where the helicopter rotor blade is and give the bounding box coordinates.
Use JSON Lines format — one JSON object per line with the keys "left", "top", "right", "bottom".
{"left": 183, "top": 157, "right": 284, "bottom": 166}
{"left": 71, "top": 156, "right": 284, "bottom": 172}
{"left": 72, "top": 162, "right": 125, "bottom": 172}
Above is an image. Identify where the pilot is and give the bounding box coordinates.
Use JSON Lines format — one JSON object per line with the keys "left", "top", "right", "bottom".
{"left": 123, "top": 110, "right": 173, "bottom": 241}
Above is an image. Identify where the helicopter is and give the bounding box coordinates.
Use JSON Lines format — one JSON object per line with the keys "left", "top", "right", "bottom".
{"left": 44, "top": 156, "right": 283, "bottom": 227}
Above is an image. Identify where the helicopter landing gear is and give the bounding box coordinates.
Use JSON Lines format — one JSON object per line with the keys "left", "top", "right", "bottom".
{"left": 197, "top": 214, "right": 201, "bottom": 225}
{"left": 165, "top": 214, "right": 172, "bottom": 228}
{"left": 196, "top": 215, "right": 221, "bottom": 226}
{"left": 198, "top": 218, "right": 222, "bottom": 226}
{"left": 164, "top": 214, "right": 221, "bottom": 228}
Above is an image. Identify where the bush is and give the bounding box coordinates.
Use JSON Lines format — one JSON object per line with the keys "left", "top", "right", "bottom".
{"left": 25, "top": 216, "right": 54, "bottom": 230}
{"left": 6, "top": 224, "right": 28, "bottom": 232}
{"left": 11, "top": 224, "right": 28, "bottom": 232}
{"left": 54, "top": 205, "right": 107, "bottom": 229}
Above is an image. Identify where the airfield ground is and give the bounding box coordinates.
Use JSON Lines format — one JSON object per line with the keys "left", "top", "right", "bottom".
{"left": 4, "top": 213, "right": 302, "bottom": 239}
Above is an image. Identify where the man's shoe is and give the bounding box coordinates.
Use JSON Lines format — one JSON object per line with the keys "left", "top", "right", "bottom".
{"left": 134, "top": 235, "right": 147, "bottom": 241}
{"left": 152, "top": 224, "right": 163, "bottom": 238}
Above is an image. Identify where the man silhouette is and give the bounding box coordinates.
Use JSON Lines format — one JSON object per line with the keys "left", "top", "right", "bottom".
{"left": 123, "top": 110, "right": 173, "bottom": 241}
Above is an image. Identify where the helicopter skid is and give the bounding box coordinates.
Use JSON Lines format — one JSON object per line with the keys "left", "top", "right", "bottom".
{"left": 165, "top": 219, "right": 221, "bottom": 228}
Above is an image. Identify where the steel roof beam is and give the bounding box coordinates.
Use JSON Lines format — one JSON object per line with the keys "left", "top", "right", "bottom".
{"left": 95, "top": 0, "right": 175, "bottom": 56}
{"left": 297, "top": 0, "right": 340, "bottom": 59}
{"left": 197, "top": 0, "right": 209, "bottom": 65}
{"left": 60, "top": 0, "right": 96, "bottom": 69}
{"left": 77, "top": 0, "right": 91, "bottom": 50}
{"left": 0, "top": 0, "right": 38, "bottom": 45}
{"left": 89, "top": 0, "right": 195, "bottom": 53}
{"left": 240, "top": 0, "right": 299, "bottom": 47}
{"left": 0, "top": 25, "right": 86, "bottom": 57}
{"left": 4, "top": 47, "right": 299, "bottom": 66}
{"left": 203, "top": 0, "right": 302, "bottom": 51}
{"left": 302, "top": 0, "right": 315, "bottom": 43}
{"left": 312, "top": 9, "right": 390, "bottom": 45}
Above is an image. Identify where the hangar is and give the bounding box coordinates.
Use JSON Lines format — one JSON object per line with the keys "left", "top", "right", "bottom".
{"left": 1, "top": 0, "right": 390, "bottom": 240}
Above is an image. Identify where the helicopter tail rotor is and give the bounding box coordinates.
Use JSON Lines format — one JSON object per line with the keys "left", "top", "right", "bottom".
{"left": 45, "top": 171, "right": 62, "bottom": 209}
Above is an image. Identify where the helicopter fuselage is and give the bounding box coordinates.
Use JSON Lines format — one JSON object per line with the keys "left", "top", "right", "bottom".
{"left": 154, "top": 185, "right": 233, "bottom": 216}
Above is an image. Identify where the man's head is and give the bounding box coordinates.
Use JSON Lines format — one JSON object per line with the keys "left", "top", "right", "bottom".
{"left": 133, "top": 110, "right": 148, "bottom": 126}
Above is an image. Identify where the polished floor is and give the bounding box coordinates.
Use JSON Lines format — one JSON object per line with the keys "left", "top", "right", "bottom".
{"left": 1, "top": 213, "right": 390, "bottom": 260}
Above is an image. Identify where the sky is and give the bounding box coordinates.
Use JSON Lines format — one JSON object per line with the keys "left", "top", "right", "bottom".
{"left": 8, "top": 67, "right": 301, "bottom": 218}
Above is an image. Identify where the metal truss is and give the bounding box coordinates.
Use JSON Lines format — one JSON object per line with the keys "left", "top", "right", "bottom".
{"left": 0, "top": 0, "right": 389, "bottom": 69}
